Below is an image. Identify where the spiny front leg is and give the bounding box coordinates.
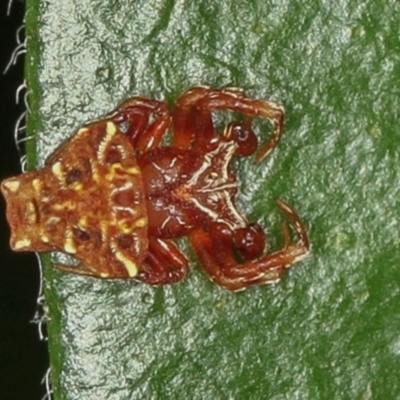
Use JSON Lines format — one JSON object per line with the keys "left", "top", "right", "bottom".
{"left": 172, "top": 86, "right": 284, "bottom": 161}
{"left": 189, "top": 200, "right": 310, "bottom": 291}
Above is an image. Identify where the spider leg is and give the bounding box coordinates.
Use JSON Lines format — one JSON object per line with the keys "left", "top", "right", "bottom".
{"left": 53, "top": 238, "right": 189, "bottom": 283}
{"left": 172, "top": 86, "right": 284, "bottom": 161}
{"left": 53, "top": 263, "right": 110, "bottom": 278}
{"left": 111, "top": 97, "right": 171, "bottom": 153}
{"left": 173, "top": 86, "right": 215, "bottom": 150}
{"left": 189, "top": 200, "right": 310, "bottom": 291}
{"left": 137, "top": 237, "right": 189, "bottom": 285}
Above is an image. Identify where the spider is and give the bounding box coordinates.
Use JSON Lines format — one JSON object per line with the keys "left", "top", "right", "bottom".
{"left": 1, "top": 86, "right": 310, "bottom": 291}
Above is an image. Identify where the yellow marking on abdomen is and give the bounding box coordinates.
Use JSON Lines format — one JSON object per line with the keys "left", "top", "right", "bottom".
{"left": 126, "top": 166, "right": 140, "bottom": 175}
{"left": 3, "top": 180, "right": 20, "bottom": 193}
{"left": 134, "top": 217, "right": 147, "bottom": 228}
{"left": 52, "top": 200, "right": 76, "bottom": 211}
{"left": 51, "top": 161, "right": 63, "bottom": 177}
{"left": 32, "top": 178, "right": 42, "bottom": 193}
{"left": 115, "top": 251, "right": 138, "bottom": 277}
{"left": 77, "top": 127, "right": 89, "bottom": 136}
{"left": 26, "top": 201, "right": 37, "bottom": 224}
{"left": 71, "top": 182, "right": 83, "bottom": 191}
{"left": 64, "top": 229, "right": 77, "bottom": 254}
{"left": 14, "top": 238, "right": 32, "bottom": 250}
{"left": 78, "top": 216, "right": 88, "bottom": 228}
{"left": 106, "top": 121, "right": 117, "bottom": 136}
{"left": 41, "top": 234, "right": 50, "bottom": 243}
{"left": 118, "top": 219, "right": 134, "bottom": 234}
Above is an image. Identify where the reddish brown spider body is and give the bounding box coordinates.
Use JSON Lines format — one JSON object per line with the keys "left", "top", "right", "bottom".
{"left": 1, "top": 87, "right": 310, "bottom": 291}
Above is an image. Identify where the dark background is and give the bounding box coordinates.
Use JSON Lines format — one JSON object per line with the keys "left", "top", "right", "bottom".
{"left": 0, "top": 1, "right": 49, "bottom": 399}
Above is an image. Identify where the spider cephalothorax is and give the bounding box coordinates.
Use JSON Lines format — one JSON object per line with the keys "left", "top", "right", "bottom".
{"left": 2, "top": 87, "right": 310, "bottom": 291}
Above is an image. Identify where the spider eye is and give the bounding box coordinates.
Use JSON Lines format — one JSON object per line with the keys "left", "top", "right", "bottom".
{"left": 65, "top": 168, "right": 82, "bottom": 185}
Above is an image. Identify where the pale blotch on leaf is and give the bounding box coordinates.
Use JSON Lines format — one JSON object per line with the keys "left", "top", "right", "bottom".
{"left": 369, "top": 124, "right": 382, "bottom": 138}
{"left": 332, "top": 228, "right": 356, "bottom": 250}
{"left": 351, "top": 25, "right": 366, "bottom": 38}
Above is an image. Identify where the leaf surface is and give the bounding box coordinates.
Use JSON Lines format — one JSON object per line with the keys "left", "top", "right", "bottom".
{"left": 25, "top": 0, "right": 400, "bottom": 398}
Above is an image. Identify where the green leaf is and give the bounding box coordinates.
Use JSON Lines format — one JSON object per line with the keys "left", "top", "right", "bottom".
{"left": 25, "top": 0, "right": 400, "bottom": 398}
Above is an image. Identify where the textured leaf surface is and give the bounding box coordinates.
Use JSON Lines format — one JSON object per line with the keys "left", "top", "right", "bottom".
{"left": 25, "top": 0, "right": 400, "bottom": 399}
